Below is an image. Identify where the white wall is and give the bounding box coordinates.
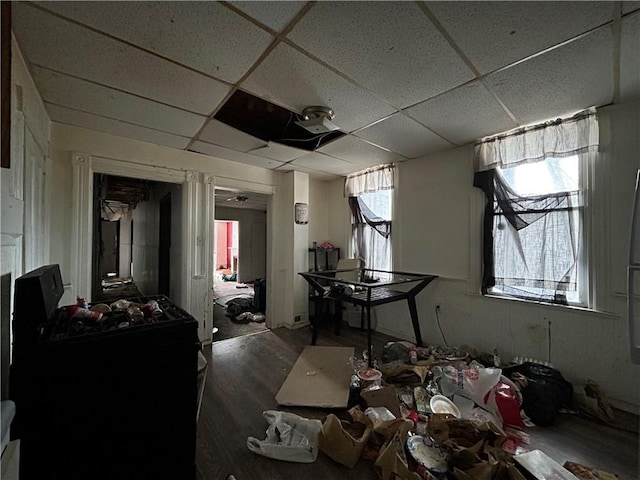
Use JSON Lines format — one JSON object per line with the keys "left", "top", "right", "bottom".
{"left": 118, "top": 212, "right": 132, "bottom": 278}
{"left": 117, "top": 182, "right": 183, "bottom": 299}
{"left": 267, "top": 171, "right": 310, "bottom": 328}
{"left": 130, "top": 194, "right": 158, "bottom": 295}
{"left": 48, "top": 151, "right": 72, "bottom": 302}
{"left": 326, "top": 177, "right": 350, "bottom": 254}
{"left": 293, "top": 172, "right": 310, "bottom": 322}
{"left": 215, "top": 207, "right": 267, "bottom": 283}
{"left": 308, "top": 178, "right": 328, "bottom": 248}
{"left": 361, "top": 102, "right": 640, "bottom": 412}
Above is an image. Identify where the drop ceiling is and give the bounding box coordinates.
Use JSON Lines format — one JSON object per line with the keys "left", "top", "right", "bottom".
{"left": 12, "top": 1, "right": 640, "bottom": 181}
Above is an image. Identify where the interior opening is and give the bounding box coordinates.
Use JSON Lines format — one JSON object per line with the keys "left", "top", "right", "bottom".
{"left": 212, "top": 189, "right": 269, "bottom": 342}
{"left": 91, "top": 173, "right": 182, "bottom": 303}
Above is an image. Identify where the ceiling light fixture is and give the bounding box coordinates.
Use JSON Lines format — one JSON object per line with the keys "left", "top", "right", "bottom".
{"left": 295, "top": 106, "right": 341, "bottom": 134}
{"left": 226, "top": 195, "right": 249, "bottom": 202}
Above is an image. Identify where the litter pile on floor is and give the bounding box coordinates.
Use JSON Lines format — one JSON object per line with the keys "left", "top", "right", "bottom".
{"left": 248, "top": 341, "right": 621, "bottom": 479}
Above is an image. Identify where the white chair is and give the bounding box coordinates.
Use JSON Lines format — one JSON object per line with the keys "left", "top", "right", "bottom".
{"left": 335, "top": 258, "right": 361, "bottom": 283}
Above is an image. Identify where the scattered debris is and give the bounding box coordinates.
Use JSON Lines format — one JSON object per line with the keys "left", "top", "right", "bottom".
{"left": 248, "top": 340, "right": 624, "bottom": 479}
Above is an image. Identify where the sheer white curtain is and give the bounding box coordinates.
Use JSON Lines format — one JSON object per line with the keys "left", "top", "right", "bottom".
{"left": 345, "top": 165, "right": 394, "bottom": 274}
{"left": 475, "top": 108, "right": 599, "bottom": 171}
{"left": 352, "top": 222, "right": 391, "bottom": 272}
{"left": 473, "top": 109, "right": 598, "bottom": 305}
{"left": 345, "top": 164, "right": 394, "bottom": 196}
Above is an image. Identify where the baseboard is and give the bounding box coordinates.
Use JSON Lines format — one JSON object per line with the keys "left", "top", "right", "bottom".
{"left": 609, "top": 397, "right": 640, "bottom": 415}
{"left": 290, "top": 320, "right": 310, "bottom": 330}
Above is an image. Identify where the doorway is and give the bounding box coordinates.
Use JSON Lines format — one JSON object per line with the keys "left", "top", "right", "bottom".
{"left": 212, "top": 190, "right": 268, "bottom": 342}
{"left": 91, "top": 174, "right": 181, "bottom": 302}
{"left": 99, "top": 219, "right": 120, "bottom": 279}
{"left": 214, "top": 220, "right": 239, "bottom": 279}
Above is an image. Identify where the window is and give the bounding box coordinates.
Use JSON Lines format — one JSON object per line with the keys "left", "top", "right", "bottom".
{"left": 349, "top": 190, "right": 392, "bottom": 272}
{"left": 345, "top": 165, "right": 394, "bottom": 274}
{"left": 492, "top": 156, "right": 585, "bottom": 304}
{"left": 474, "top": 109, "right": 598, "bottom": 307}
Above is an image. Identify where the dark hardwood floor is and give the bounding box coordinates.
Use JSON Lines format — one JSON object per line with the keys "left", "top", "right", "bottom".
{"left": 195, "top": 324, "right": 639, "bottom": 480}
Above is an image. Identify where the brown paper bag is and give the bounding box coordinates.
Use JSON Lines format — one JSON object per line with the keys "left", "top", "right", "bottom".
{"left": 429, "top": 414, "right": 523, "bottom": 480}
{"left": 319, "top": 414, "right": 372, "bottom": 468}
{"left": 373, "top": 418, "right": 414, "bottom": 442}
{"left": 361, "top": 386, "right": 403, "bottom": 418}
{"left": 374, "top": 432, "right": 422, "bottom": 480}
{"left": 381, "top": 365, "right": 429, "bottom": 385}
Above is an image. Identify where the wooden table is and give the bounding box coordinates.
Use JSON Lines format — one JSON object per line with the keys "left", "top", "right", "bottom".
{"left": 299, "top": 268, "right": 437, "bottom": 366}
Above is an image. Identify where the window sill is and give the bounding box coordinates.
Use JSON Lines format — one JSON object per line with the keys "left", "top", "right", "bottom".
{"left": 471, "top": 292, "right": 618, "bottom": 318}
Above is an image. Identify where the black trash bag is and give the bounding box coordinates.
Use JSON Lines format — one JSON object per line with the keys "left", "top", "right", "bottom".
{"left": 225, "top": 297, "right": 254, "bottom": 321}
{"left": 382, "top": 342, "right": 410, "bottom": 363}
{"left": 505, "top": 362, "right": 573, "bottom": 426}
{"left": 253, "top": 278, "right": 266, "bottom": 313}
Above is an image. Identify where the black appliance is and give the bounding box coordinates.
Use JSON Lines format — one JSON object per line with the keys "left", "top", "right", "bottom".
{"left": 9, "top": 265, "right": 200, "bottom": 480}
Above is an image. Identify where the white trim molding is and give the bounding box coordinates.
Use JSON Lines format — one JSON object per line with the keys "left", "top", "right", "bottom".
{"left": 71, "top": 153, "right": 188, "bottom": 305}
{"left": 71, "top": 152, "right": 92, "bottom": 299}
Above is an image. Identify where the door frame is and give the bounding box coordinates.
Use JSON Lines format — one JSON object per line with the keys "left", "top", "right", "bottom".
{"left": 70, "top": 153, "right": 275, "bottom": 342}
{"left": 158, "top": 192, "right": 171, "bottom": 296}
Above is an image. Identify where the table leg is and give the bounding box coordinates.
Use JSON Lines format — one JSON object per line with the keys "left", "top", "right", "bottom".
{"left": 366, "top": 304, "right": 373, "bottom": 367}
{"left": 407, "top": 296, "right": 424, "bottom": 347}
{"left": 310, "top": 296, "right": 324, "bottom": 345}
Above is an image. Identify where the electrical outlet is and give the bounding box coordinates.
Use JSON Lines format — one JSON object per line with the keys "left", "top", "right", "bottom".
{"left": 294, "top": 315, "right": 302, "bottom": 322}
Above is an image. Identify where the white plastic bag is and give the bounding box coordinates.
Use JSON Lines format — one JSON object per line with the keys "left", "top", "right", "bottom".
{"left": 442, "top": 361, "right": 502, "bottom": 408}
{"left": 364, "top": 406, "right": 396, "bottom": 425}
{"left": 246, "top": 410, "right": 322, "bottom": 463}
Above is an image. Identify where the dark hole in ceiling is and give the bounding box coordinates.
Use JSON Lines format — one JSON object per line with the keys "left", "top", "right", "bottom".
{"left": 98, "top": 174, "right": 155, "bottom": 209}
{"left": 214, "top": 90, "right": 345, "bottom": 151}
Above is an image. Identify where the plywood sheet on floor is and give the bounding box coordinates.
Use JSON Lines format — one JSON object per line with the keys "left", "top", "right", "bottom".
{"left": 275, "top": 345, "right": 354, "bottom": 408}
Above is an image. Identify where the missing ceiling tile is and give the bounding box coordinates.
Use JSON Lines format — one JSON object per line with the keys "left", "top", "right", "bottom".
{"left": 214, "top": 90, "right": 344, "bottom": 151}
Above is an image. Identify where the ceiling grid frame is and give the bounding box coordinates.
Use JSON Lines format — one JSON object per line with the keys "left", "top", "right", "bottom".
{"left": 11, "top": 0, "right": 639, "bottom": 178}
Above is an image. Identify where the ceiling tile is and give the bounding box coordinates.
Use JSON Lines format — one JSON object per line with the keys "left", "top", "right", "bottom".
{"left": 287, "top": 2, "right": 474, "bottom": 109}
{"left": 241, "top": 43, "right": 397, "bottom": 132}
{"left": 404, "top": 80, "right": 517, "bottom": 145}
{"left": 46, "top": 103, "right": 191, "bottom": 150}
{"left": 35, "top": 1, "right": 273, "bottom": 82}
{"left": 292, "top": 152, "right": 362, "bottom": 176}
{"left": 275, "top": 163, "right": 341, "bottom": 181}
{"left": 428, "top": 1, "right": 614, "bottom": 74}
{"left": 32, "top": 66, "right": 207, "bottom": 137}
{"left": 13, "top": 4, "right": 231, "bottom": 116}
{"left": 317, "top": 135, "right": 402, "bottom": 167}
{"left": 248, "top": 142, "right": 308, "bottom": 162}
{"left": 622, "top": 2, "right": 640, "bottom": 14}
{"left": 228, "top": 1, "right": 307, "bottom": 32}
{"left": 190, "top": 141, "right": 284, "bottom": 170}
{"left": 620, "top": 13, "right": 640, "bottom": 102}
{"left": 197, "top": 120, "right": 267, "bottom": 152}
{"left": 486, "top": 28, "right": 614, "bottom": 125}
{"left": 354, "top": 113, "right": 453, "bottom": 159}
